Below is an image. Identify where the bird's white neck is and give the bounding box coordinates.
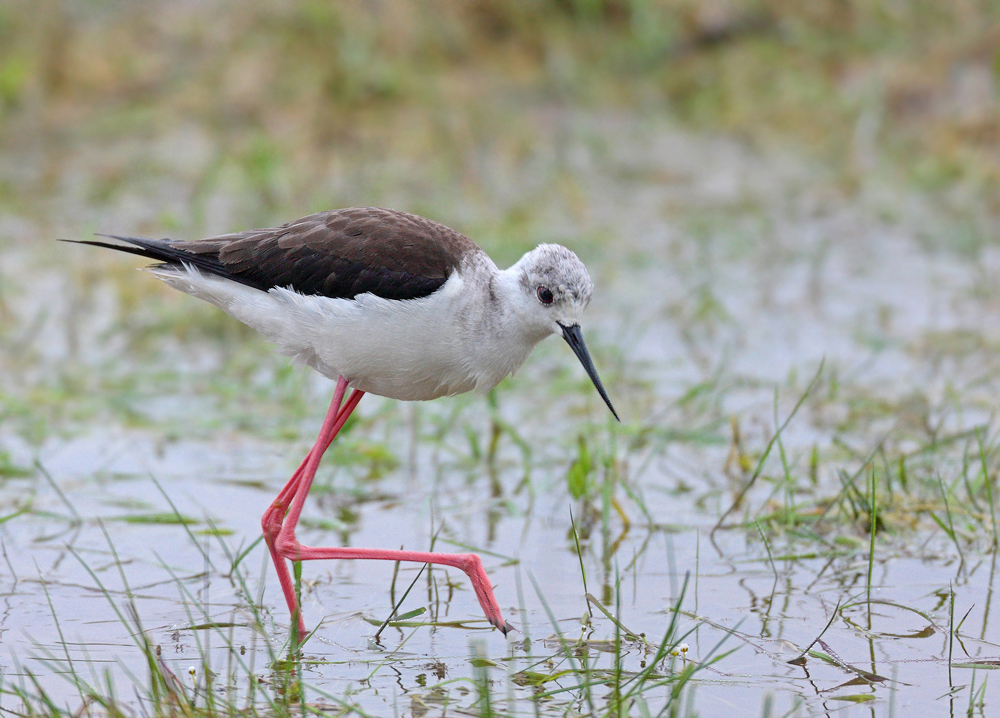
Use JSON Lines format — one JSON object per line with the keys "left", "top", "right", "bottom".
{"left": 449, "top": 258, "right": 552, "bottom": 392}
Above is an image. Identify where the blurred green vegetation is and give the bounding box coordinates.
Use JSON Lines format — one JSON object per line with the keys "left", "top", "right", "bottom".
{"left": 0, "top": 0, "right": 997, "bottom": 230}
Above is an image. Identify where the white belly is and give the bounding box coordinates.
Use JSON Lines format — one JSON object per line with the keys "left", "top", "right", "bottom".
{"left": 151, "top": 266, "right": 537, "bottom": 401}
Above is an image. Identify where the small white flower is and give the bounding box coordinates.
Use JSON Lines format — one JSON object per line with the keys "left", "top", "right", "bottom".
{"left": 670, "top": 643, "right": 689, "bottom": 657}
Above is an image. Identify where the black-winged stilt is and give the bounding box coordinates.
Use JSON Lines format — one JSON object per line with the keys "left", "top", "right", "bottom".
{"left": 69, "top": 207, "right": 618, "bottom": 637}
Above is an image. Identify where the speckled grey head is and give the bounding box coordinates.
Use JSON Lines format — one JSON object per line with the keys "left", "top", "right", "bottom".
{"left": 517, "top": 243, "right": 595, "bottom": 312}
{"left": 510, "top": 243, "right": 618, "bottom": 421}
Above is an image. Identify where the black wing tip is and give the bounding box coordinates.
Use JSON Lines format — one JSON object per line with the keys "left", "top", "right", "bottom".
{"left": 59, "top": 233, "right": 164, "bottom": 248}
{"left": 59, "top": 236, "right": 132, "bottom": 248}
{"left": 59, "top": 234, "right": 175, "bottom": 263}
{"left": 61, "top": 233, "right": 272, "bottom": 294}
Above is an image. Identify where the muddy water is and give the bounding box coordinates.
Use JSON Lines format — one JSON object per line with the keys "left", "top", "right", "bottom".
{"left": 2, "top": 118, "right": 1000, "bottom": 716}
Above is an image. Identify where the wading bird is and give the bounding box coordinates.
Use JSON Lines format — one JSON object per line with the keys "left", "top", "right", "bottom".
{"left": 70, "top": 207, "right": 618, "bottom": 638}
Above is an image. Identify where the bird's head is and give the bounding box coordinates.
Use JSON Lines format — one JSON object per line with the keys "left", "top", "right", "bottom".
{"left": 510, "top": 244, "right": 619, "bottom": 421}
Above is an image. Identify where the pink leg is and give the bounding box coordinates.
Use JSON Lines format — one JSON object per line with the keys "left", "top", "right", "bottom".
{"left": 262, "top": 377, "right": 351, "bottom": 638}
{"left": 266, "top": 377, "right": 513, "bottom": 637}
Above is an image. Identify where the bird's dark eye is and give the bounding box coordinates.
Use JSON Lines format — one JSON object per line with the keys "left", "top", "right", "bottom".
{"left": 537, "top": 286, "right": 554, "bottom": 305}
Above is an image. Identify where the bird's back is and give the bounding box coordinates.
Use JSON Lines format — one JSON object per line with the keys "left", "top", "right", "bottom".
{"left": 143, "top": 207, "right": 482, "bottom": 301}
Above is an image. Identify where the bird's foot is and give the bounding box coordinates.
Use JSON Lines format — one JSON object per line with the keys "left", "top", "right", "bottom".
{"left": 456, "top": 553, "right": 514, "bottom": 636}
{"left": 495, "top": 619, "right": 517, "bottom": 636}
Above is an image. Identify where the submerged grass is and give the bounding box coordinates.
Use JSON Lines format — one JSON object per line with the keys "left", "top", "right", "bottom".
{"left": 2, "top": 522, "right": 721, "bottom": 717}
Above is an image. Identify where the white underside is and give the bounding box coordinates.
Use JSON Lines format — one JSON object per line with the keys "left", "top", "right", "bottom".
{"left": 149, "top": 264, "right": 543, "bottom": 401}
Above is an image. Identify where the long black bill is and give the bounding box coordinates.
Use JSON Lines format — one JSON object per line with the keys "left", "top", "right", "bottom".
{"left": 560, "top": 323, "right": 620, "bottom": 422}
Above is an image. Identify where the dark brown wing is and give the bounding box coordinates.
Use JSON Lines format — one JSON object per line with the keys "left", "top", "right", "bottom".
{"left": 74, "top": 208, "right": 481, "bottom": 301}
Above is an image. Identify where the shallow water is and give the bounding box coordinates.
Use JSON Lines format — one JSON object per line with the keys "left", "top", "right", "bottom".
{"left": 2, "top": 115, "right": 1000, "bottom": 716}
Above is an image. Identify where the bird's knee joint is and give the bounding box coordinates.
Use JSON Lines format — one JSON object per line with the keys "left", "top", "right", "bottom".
{"left": 275, "top": 534, "right": 299, "bottom": 559}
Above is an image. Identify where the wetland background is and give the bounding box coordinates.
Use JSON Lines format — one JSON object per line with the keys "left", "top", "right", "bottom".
{"left": 1, "top": 1, "right": 1000, "bottom": 715}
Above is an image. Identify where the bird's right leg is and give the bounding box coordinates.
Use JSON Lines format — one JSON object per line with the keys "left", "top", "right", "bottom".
{"left": 261, "top": 376, "right": 352, "bottom": 638}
